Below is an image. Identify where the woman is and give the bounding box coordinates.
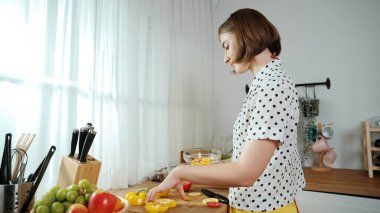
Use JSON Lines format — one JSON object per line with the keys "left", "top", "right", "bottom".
{"left": 147, "top": 8, "right": 305, "bottom": 213}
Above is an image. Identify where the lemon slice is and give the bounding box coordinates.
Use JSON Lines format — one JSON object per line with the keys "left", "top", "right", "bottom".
{"left": 188, "top": 192, "right": 201, "bottom": 196}
{"left": 202, "top": 198, "right": 218, "bottom": 204}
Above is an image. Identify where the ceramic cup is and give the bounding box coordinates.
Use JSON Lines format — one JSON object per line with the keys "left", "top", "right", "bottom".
{"left": 311, "top": 135, "right": 330, "bottom": 153}
{"left": 322, "top": 126, "right": 334, "bottom": 139}
{"left": 322, "top": 148, "right": 337, "bottom": 166}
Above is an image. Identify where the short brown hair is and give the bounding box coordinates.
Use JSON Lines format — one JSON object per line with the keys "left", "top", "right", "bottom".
{"left": 218, "top": 8, "right": 281, "bottom": 63}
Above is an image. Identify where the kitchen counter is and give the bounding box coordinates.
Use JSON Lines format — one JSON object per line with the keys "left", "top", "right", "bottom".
{"left": 303, "top": 167, "right": 380, "bottom": 198}
{"left": 110, "top": 181, "right": 229, "bottom": 213}
{"left": 110, "top": 167, "right": 380, "bottom": 212}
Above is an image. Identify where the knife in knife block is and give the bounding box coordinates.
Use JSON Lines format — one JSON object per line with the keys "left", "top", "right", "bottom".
{"left": 57, "top": 155, "right": 101, "bottom": 188}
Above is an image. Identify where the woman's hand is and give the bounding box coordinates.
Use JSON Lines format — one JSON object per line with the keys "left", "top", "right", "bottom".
{"left": 146, "top": 166, "right": 187, "bottom": 202}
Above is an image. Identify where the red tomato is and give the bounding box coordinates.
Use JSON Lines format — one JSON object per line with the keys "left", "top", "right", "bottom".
{"left": 183, "top": 181, "right": 192, "bottom": 192}
{"left": 207, "top": 201, "right": 222, "bottom": 208}
{"left": 88, "top": 189, "right": 117, "bottom": 213}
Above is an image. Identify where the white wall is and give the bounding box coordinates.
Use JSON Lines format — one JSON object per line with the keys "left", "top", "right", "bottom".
{"left": 211, "top": 0, "right": 380, "bottom": 169}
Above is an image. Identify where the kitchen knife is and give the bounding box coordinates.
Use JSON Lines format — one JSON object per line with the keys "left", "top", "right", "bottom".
{"left": 79, "top": 130, "right": 97, "bottom": 163}
{"left": 68, "top": 129, "right": 79, "bottom": 157}
{"left": 201, "top": 188, "right": 229, "bottom": 204}
{"left": 77, "top": 127, "right": 88, "bottom": 160}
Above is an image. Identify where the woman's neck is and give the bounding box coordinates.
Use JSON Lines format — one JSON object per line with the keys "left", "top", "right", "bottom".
{"left": 250, "top": 48, "right": 274, "bottom": 75}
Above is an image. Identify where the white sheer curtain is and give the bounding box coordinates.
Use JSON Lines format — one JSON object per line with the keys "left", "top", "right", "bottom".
{"left": 0, "top": 0, "right": 213, "bottom": 194}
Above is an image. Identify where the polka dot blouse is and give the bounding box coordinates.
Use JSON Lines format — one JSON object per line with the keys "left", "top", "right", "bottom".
{"left": 229, "top": 59, "right": 305, "bottom": 212}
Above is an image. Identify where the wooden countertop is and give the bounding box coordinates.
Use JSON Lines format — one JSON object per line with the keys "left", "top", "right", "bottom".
{"left": 109, "top": 168, "right": 379, "bottom": 212}
{"left": 303, "top": 167, "right": 380, "bottom": 198}
{"left": 110, "top": 181, "right": 229, "bottom": 213}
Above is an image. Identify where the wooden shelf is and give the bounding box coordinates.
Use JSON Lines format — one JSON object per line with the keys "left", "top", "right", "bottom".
{"left": 361, "top": 120, "right": 380, "bottom": 178}
{"left": 369, "top": 128, "right": 380, "bottom": 132}
{"left": 303, "top": 167, "right": 380, "bottom": 198}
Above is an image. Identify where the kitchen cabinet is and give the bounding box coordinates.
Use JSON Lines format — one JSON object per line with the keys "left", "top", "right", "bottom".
{"left": 361, "top": 120, "right": 380, "bottom": 178}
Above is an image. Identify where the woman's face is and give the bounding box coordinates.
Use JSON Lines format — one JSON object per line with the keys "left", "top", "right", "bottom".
{"left": 219, "top": 32, "right": 251, "bottom": 74}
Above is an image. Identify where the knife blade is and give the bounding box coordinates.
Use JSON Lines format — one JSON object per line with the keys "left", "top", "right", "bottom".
{"left": 201, "top": 188, "right": 229, "bottom": 204}
{"left": 79, "top": 130, "right": 97, "bottom": 163}
{"left": 77, "top": 127, "right": 88, "bottom": 160}
{"left": 68, "top": 129, "right": 79, "bottom": 157}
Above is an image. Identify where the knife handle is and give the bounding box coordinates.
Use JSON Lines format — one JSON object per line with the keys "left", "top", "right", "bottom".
{"left": 79, "top": 130, "right": 97, "bottom": 163}
{"left": 0, "top": 133, "right": 12, "bottom": 184}
{"left": 68, "top": 129, "right": 79, "bottom": 157}
{"left": 77, "top": 128, "right": 88, "bottom": 159}
{"left": 6, "top": 133, "right": 12, "bottom": 183}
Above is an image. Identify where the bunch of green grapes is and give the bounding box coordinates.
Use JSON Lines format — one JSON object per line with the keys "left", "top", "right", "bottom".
{"left": 33, "top": 179, "right": 97, "bottom": 213}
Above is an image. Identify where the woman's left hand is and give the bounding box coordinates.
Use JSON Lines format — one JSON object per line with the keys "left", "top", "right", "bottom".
{"left": 146, "top": 166, "right": 187, "bottom": 202}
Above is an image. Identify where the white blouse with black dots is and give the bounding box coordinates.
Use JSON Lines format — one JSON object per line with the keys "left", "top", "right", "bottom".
{"left": 229, "top": 59, "right": 305, "bottom": 212}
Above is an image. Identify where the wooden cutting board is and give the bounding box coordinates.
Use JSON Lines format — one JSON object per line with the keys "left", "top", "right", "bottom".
{"left": 109, "top": 180, "right": 229, "bottom": 213}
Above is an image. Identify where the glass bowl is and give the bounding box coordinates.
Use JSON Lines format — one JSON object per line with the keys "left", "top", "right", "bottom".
{"left": 182, "top": 148, "right": 221, "bottom": 165}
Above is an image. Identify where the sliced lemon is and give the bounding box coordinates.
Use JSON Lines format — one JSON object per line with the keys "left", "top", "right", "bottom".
{"left": 202, "top": 198, "right": 218, "bottom": 204}
{"left": 188, "top": 192, "right": 202, "bottom": 197}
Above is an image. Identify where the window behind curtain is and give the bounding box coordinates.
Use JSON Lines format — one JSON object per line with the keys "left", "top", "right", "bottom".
{"left": 0, "top": 0, "right": 214, "bottom": 195}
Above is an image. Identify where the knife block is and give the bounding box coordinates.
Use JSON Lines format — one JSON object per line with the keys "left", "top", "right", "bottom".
{"left": 57, "top": 155, "right": 101, "bottom": 188}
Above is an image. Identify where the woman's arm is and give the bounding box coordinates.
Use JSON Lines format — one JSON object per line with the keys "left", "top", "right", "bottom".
{"left": 146, "top": 139, "right": 278, "bottom": 201}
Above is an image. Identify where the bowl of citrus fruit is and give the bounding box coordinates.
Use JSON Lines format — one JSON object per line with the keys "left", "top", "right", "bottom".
{"left": 182, "top": 148, "right": 221, "bottom": 165}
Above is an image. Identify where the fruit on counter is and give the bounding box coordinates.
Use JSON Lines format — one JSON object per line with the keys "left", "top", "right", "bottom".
{"left": 32, "top": 179, "right": 124, "bottom": 213}
{"left": 202, "top": 198, "right": 219, "bottom": 204}
{"left": 188, "top": 192, "right": 201, "bottom": 197}
{"left": 183, "top": 180, "right": 192, "bottom": 192}
{"left": 62, "top": 201, "right": 75, "bottom": 210}
{"left": 32, "top": 179, "right": 97, "bottom": 212}
{"left": 124, "top": 188, "right": 147, "bottom": 206}
{"left": 206, "top": 201, "right": 222, "bottom": 208}
{"left": 78, "top": 178, "right": 91, "bottom": 189}
{"left": 154, "top": 199, "right": 176, "bottom": 208}
{"left": 35, "top": 205, "right": 49, "bottom": 213}
{"left": 191, "top": 157, "right": 211, "bottom": 165}
{"left": 66, "top": 203, "right": 89, "bottom": 213}
{"left": 50, "top": 202, "right": 65, "bottom": 213}
{"left": 157, "top": 190, "right": 170, "bottom": 198}
{"left": 88, "top": 189, "right": 118, "bottom": 213}
{"left": 144, "top": 202, "right": 169, "bottom": 213}
{"left": 113, "top": 196, "right": 125, "bottom": 212}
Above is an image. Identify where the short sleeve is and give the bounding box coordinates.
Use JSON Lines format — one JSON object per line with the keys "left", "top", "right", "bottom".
{"left": 245, "top": 80, "right": 294, "bottom": 144}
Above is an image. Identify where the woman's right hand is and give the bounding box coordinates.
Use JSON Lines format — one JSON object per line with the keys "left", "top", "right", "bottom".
{"left": 146, "top": 166, "right": 187, "bottom": 202}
